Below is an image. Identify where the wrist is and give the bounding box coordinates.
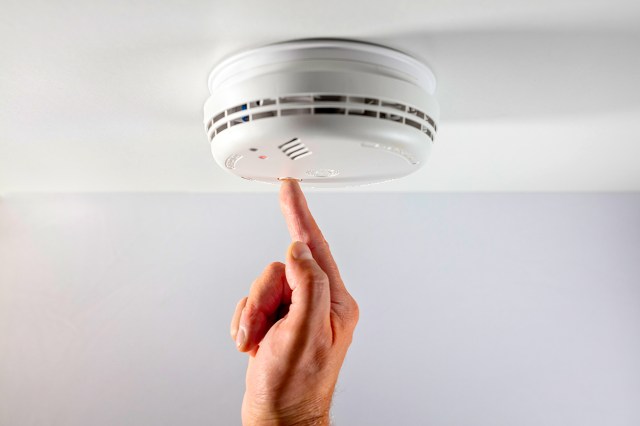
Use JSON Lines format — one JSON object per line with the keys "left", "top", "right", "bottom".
{"left": 243, "top": 413, "right": 330, "bottom": 426}
{"left": 243, "top": 395, "right": 331, "bottom": 426}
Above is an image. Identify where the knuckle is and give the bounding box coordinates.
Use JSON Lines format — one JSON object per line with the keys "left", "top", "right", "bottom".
{"left": 308, "top": 238, "right": 330, "bottom": 254}
{"left": 299, "top": 263, "right": 329, "bottom": 284}
{"left": 349, "top": 296, "right": 360, "bottom": 322}
{"left": 296, "top": 265, "right": 329, "bottom": 300}
{"left": 340, "top": 294, "right": 360, "bottom": 329}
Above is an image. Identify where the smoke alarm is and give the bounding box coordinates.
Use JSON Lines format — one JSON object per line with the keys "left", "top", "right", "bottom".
{"left": 203, "top": 39, "right": 439, "bottom": 187}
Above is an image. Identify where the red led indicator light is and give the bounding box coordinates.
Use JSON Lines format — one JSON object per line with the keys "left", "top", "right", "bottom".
{"left": 258, "top": 155, "right": 268, "bottom": 159}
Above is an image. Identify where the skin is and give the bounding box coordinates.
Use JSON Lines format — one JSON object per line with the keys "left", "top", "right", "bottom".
{"left": 230, "top": 179, "right": 360, "bottom": 426}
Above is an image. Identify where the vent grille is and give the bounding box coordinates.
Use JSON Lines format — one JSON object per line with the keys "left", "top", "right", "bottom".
{"left": 205, "top": 94, "right": 437, "bottom": 142}
{"left": 278, "top": 138, "right": 312, "bottom": 160}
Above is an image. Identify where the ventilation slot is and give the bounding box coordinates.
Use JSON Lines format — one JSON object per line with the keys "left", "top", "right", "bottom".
{"left": 229, "top": 117, "right": 246, "bottom": 127}
{"left": 348, "top": 109, "right": 377, "bottom": 117}
{"left": 408, "top": 107, "right": 424, "bottom": 119}
{"left": 291, "top": 151, "right": 312, "bottom": 160}
{"left": 425, "top": 116, "right": 437, "bottom": 131}
{"left": 314, "top": 107, "right": 346, "bottom": 114}
{"left": 216, "top": 123, "right": 228, "bottom": 135}
{"left": 381, "top": 101, "right": 406, "bottom": 112}
{"left": 282, "top": 108, "right": 312, "bottom": 116}
{"left": 249, "top": 98, "right": 276, "bottom": 108}
{"left": 227, "top": 104, "right": 245, "bottom": 115}
{"left": 408, "top": 107, "right": 436, "bottom": 132}
{"left": 279, "top": 138, "right": 302, "bottom": 151}
{"left": 422, "top": 127, "right": 434, "bottom": 140}
{"left": 279, "top": 138, "right": 312, "bottom": 160}
{"left": 207, "top": 94, "right": 437, "bottom": 142}
{"left": 252, "top": 111, "right": 277, "bottom": 120}
{"left": 380, "top": 112, "right": 403, "bottom": 122}
{"left": 405, "top": 118, "right": 421, "bottom": 130}
{"left": 314, "top": 95, "right": 347, "bottom": 102}
{"left": 226, "top": 104, "right": 250, "bottom": 123}
{"left": 213, "top": 111, "right": 225, "bottom": 125}
{"left": 349, "top": 96, "right": 379, "bottom": 105}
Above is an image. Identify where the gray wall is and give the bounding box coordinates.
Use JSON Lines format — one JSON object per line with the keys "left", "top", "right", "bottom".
{"left": 1, "top": 193, "right": 639, "bottom": 425}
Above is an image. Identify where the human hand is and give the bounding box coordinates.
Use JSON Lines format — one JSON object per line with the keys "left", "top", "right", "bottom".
{"left": 230, "top": 179, "right": 359, "bottom": 426}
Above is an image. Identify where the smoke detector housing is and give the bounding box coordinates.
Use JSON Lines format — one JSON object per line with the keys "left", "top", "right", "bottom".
{"left": 203, "top": 39, "right": 439, "bottom": 187}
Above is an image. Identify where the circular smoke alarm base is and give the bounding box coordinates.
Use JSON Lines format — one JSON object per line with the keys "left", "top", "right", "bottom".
{"left": 203, "top": 39, "right": 439, "bottom": 188}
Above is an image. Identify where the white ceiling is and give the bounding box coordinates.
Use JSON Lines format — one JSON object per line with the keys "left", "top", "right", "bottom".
{"left": 1, "top": 0, "right": 639, "bottom": 193}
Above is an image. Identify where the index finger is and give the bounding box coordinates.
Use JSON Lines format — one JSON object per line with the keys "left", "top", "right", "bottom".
{"left": 279, "top": 179, "right": 348, "bottom": 300}
{"left": 279, "top": 179, "right": 326, "bottom": 248}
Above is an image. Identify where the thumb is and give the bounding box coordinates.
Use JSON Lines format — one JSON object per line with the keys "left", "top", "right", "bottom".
{"left": 285, "top": 241, "right": 331, "bottom": 326}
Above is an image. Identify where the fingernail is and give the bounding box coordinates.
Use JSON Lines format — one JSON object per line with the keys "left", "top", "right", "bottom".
{"left": 236, "top": 326, "right": 246, "bottom": 348}
{"left": 292, "top": 241, "right": 313, "bottom": 260}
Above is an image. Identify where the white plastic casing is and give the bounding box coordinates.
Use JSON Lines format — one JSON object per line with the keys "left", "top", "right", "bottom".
{"left": 203, "top": 39, "right": 439, "bottom": 187}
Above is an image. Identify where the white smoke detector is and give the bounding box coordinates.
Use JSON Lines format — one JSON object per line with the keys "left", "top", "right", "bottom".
{"left": 203, "top": 39, "right": 439, "bottom": 187}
